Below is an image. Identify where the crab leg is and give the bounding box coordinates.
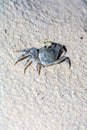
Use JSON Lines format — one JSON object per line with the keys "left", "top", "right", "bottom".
{"left": 55, "top": 56, "right": 71, "bottom": 68}
{"left": 14, "top": 55, "right": 30, "bottom": 65}
{"left": 38, "top": 66, "right": 41, "bottom": 75}
{"left": 24, "top": 61, "right": 32, "bottom": 73}
{"left": 59, "top": 56, "right": 71, "bottom": 68}
{"left": 14, "top": 48, "right": 31, "bottom": 53}
{"left": 35, "top": 64, "right": 42, "bottom": 75}
{"left": 45, "top": 56, "right": 71, "bottom": 68}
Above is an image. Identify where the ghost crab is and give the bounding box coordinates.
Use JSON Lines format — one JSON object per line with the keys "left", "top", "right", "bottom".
{"left": 14, "top": 41, "right": 71, "bottom": 75}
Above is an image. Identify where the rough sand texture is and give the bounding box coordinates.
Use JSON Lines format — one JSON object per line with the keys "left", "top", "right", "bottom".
{"left": 0, "top": 0, "right": 87, "bottom": 130}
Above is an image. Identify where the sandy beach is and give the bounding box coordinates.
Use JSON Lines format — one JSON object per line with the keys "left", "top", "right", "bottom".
{"left": 0, "top": 0, "right": 87, "bottom": 130}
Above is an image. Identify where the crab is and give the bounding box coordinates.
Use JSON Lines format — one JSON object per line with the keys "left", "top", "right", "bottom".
{"left": 14, "top": 41, "right": 71, "bottom": 75}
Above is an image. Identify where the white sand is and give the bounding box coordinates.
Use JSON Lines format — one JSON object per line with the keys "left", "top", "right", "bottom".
{"left": 0, "top": 0, "right": 87, "bottom": 130}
